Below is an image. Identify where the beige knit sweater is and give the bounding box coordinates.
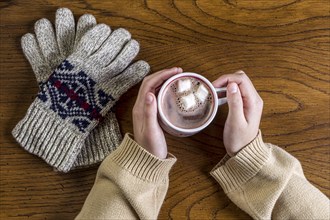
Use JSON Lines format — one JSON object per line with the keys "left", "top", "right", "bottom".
{"left": 76, "top": 133, "right": 329, "bottom": 219}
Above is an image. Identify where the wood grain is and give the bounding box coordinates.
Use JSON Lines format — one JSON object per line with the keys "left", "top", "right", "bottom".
{"left": 1, "top": 0, "right": 329, "bottom": 219}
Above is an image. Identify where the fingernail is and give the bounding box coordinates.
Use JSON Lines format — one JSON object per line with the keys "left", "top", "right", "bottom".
{"left": 146, "top": 93, "right": 153, "bottom": 104}
{"left": 229, "top": 83, "right": 238, "bottom": 94}
{"left": 178, "top": 67, "right": 183, "bottom": 73}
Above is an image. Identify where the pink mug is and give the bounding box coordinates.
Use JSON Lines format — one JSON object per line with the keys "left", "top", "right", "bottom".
{"left": 157, "top": 72, "right": 227, "bottom": 137}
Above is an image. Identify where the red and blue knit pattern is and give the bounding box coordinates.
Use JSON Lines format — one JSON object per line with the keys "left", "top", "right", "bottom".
{"left": 38, "top": 60, "right": 114, "bottom": 132}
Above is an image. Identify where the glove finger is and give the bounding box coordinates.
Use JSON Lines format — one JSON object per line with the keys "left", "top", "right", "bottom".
{"left": 90, "top": 28, "right": 131, "bottom": 67}
{"left": 101, "top": 39, "right": 140, "bottom": 79}
{"left": 34, "top": 18, "right": 62, "bottom": 70}
{"left": 56, "top": 8, "right": 75, "bottom": 58}
{"left": 74, "top": 24, "right": 111, "bottom": 58}
{"left": 74, "top": 14, "right": 97, "bottom": 50}
{"left": 104, "top": 60, "right": 150, "bottom": 100}
{"left": 21, "top": 33, "right": 51, "bottom": 83}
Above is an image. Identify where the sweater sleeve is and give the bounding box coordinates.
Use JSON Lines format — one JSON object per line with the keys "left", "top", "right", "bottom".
{"left": 210, "top": 131, "right": 330, "bottom": 220}
{"left": 75, "top": 133, "right": 176, "bottom": 220}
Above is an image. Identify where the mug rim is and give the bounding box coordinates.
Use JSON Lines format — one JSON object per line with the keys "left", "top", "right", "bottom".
{"left": 157, "top": 72, "right": 219, "bottom": 134}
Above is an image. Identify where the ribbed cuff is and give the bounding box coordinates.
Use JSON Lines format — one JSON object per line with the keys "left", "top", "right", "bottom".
{"left": 110, "top": 133, "right": 177, "bottom": 183}
{"left": 210, "top": 131, "right": 271, "bottom": 193}
{"left": 73, "top": 112, "right": 122, "bottom": 168}
{"left": 12, "top": 99, "right": 86, "bottom": 172}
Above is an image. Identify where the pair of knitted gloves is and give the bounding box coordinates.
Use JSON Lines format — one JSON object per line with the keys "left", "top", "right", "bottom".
{"left": 12, "top": 8, "right": 150, "bottom": 172}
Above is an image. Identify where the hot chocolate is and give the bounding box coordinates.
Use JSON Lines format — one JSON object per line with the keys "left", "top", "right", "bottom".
{"left": 159, "top": 77, "right": 214, "bottom": 129}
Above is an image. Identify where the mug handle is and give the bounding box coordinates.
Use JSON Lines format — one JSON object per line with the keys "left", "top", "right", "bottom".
{"left": 215, "top": 87, "right": 227, "bottom": 106}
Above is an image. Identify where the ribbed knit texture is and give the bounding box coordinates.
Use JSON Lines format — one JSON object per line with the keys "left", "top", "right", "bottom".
{"left": 111, "top": 134, "right": 176, "bottom": 182}
{"left": 76, "top": 132, "right": 329, "bottom": 219}
{"left": 210, "top": 131, "right": 329, "bottom": 219}
{"left": 210, "top": 131, "right": 270, "bottom": 193}
{"left": 12, "top": 99, "right": 86, "bottom": 172}
{"left": 72, "top": 60, "right": 149, "bottom": 169}
{"left": 19, "top": 8, "right": 150, "bottom": 169}
{"left": 74, "top": 112, "right": 122, "bottom": 167}
{"left": 76, "top": 134, "right": 176, "bottom": 219}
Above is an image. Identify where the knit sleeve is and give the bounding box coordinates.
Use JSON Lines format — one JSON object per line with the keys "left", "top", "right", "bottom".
{"left": 210, "top": 131, "right": 330, "bottom": 220}
{"left": 75, "top": 133, "right": 176, "bottom": 220}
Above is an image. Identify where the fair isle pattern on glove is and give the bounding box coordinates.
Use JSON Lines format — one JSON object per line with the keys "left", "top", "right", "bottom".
{"left": 19, "top": 8, "right": 150, "bottom": 170}
{"left": 38, "top": 60, "right": 113, "bottom": 132}
{"left": 12, "top": 23, "right": 145, "bottom": 172}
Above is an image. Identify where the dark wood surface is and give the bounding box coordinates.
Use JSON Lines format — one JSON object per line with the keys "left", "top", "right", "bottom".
{"left": 1, "top": 0, "right": 329, "bottom": 219}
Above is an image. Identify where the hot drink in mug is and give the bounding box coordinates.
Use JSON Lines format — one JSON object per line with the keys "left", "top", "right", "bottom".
{"left": 157, "top": 72, "right": 227, "bottom": 137}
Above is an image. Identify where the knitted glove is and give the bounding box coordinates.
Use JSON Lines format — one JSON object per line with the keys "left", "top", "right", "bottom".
{"left": 17, "top": 8, "right": 149, "bottom": 169}
{"left": 12, "top": 23, "right": 149, "bottom": 172}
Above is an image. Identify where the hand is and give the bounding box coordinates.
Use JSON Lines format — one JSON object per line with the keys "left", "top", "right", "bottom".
{"left": 212, "top": 71, "right": 263, "bottom": 156}
{"left": 132, "top": 67, "right": 183, "bottom": 159}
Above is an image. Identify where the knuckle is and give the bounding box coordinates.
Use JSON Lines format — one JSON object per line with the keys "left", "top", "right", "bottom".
{"left": 144, "top": 75, "right": 152, "bottom": 81}
{"left": 141, "top": 76, "right": 151, "bottom": 86}
{"left": 238, "top": 70, "right": 246, "bottom": 74}
{"left": 132, "top": 106, "right": 139, "bottom": 117}
{"left": 241, "top": 73, "right": 248, "bottom": 80}
{"left": 259, "top": 99, "right": 264, "bottom": 109}
{"left": 235, "top": 70, "right": 246, "bottom": 77}
{"left": 255, "top": 96, "right": 264, "bottom": 108}
{"left": 235, "top": 72, "right": 246, "bottom": 82}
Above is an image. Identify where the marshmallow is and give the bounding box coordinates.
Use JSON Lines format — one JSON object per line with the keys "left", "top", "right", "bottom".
{"left": 195, "top": 84, "right": 209, "bottom": 103}
{"left": 178, "top": 79, "right": 192, "bottom": 93}
{"left": 180, "top": 93, "right": 196, "bottom": 110}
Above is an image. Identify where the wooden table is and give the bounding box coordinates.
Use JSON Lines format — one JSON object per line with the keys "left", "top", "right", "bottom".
{"left": 1, "top": 0, "right": 329, "bottom": 219}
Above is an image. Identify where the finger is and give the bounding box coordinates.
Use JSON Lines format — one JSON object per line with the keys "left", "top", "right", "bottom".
{"left": 212, "top": 70, "right": 250, "bottom": 88}
{"left": 143, "top": 92, "right": 159, "bottom": 132}
{"left": 55, "top": 8, "right": 75, "bottom": 57}
{"left": 21, "top": 33, "right": 51, "bottom": 83}
{"left": 226, "top": 82, "right": 246, "bottom": 124}
{"left": 91, "top": 28, "right": 131, "bottom": 67}
{"left": 102, "top": 39, "right": 139, "bottom": 78}
{"left": 74, "top": 24, "right": 111, "bottom": 58}
{"left": 135, "top": 67, "right": 183, "bottom": 110}
{"left": 213, "top": 70, "right": 257, "bottom": 98}
{"left": 104, "top": 60, "right": 150, "bottom": 99}
{"left": 140, "top": 67, "right": 183, "bottom": 95}
{"left": 213, "top": 71, "right": 259, "bottom": 115}
{"left": 34, "top": 18, "right": 62, "bottom": 70}
{"left": 74, "top": 14, "right": 97, "bottom": 50}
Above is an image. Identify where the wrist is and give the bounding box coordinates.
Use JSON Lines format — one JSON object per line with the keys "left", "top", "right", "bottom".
{"left": 133, "top": 134, "right": 168, "bottom": 159}
{"left": 211, "top": 130, "right": 270, "bottom": 192}
{"left": 226, "top": 130, "right": 260, "bottom": 157}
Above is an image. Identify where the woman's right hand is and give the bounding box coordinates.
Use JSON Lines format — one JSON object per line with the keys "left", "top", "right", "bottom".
{"left": 132, "top": 67, "right": 183, "bottom": 159}
{"left": 212, "top": 71, "right": 263, "bottom": 156}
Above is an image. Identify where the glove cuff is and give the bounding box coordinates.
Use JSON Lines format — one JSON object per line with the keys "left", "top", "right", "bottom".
{"left": 73, "top": 112, "right": 122, "bottom": 168}
{"left": 12, "top": 99, "right": 86, "bottom": 172}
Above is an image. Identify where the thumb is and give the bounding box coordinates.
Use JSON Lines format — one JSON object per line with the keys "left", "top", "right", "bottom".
{"left": 226, "top": 83, "right": 246, "bottom": 123}
{"left": 143, "top": 92, "right": 158, "bottom": 130}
